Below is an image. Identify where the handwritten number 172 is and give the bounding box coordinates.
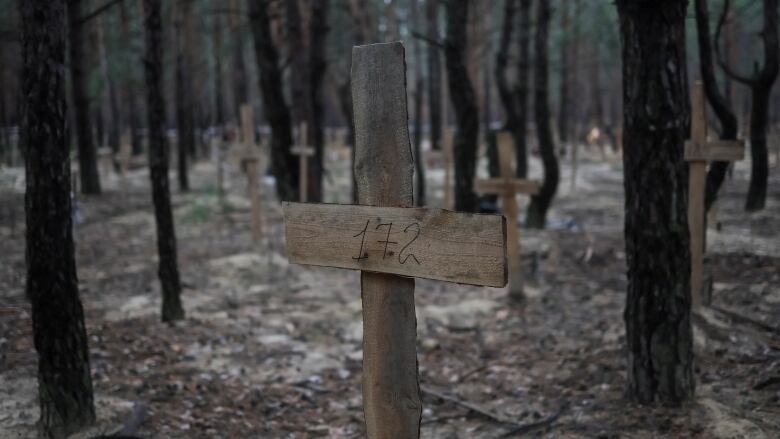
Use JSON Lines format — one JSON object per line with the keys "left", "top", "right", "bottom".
{"left": 351, "top": 219, "right": 420, "bottom": 265}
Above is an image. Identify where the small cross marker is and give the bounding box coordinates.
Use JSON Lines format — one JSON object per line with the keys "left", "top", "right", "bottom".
{"left": 686, "top": 80, "right": 744, "bottom": 307}
{"left": 292, "top": 122, "right": 315, "bottom": 202}
{"left": 475, "top": 132, "right": 540, "bottom": 299}
{"left": 239, "top": 104, "right": 263, "bottom": 241}
{"left": 283, "top": 43, "right": 507, "bottom": 438}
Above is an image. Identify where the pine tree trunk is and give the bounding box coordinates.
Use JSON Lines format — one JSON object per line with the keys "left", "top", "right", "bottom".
{"left": 21, "top": 1, "right": 96, "bottom": 436}
{"left": 143, "top": 0, "right": 185, "bottom": 323}
{"left": 309, "top": 0, "right": 329, "bottom": 203}
{"left": 411, "top": 0, "right": 426, "bottom": 206}
{"left": 694, "top": 0, "right": 739, "bottom": 213}
{"left": 445, "top": 0, "right": 479, "bottom": 212}
{"left": 514, "top": 0, "right": 531, "bottom": 178}
{"left": 526, "top": 0, "right": 559, "bottom": 229}
{"left": 426, "top": 0, "right": 442, "bottom": 151}
{"left": 745, "top": 0, "right": 779, "bottom": 211}
{"left": 248, "top": 0, "right": 297, "bottom": 201}
{"left": 173, "top": 0, "right": 192, "bottom": 192}
{"left": 229, "top": 0, "right": 248, "bottom": 124}
{"left": 746, "top": 88, "right": 772, "bottom": 211}
{"left": 617, "top": 0, "right": 694, "bottom": 405}
{"left": 68, "top": 0, "right": 102, "bottom": 194}
{"left": 558, "top": 0, "right": 570, "bottom": 149}
{"left": 495, "top": 0, "right": 518, "bottom": 139}
{"left": 97, "top": 14, "right": 121, "bottom": 157}
{"left": 120, "top": 0, "right": 143, "bottom": 155}
{"left": 213, "top": 10, "right": 225, "bottom": 127}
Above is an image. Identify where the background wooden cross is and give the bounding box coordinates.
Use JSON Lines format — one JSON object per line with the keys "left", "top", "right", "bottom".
{"left": 291, "top": 121, "right": 315, "bottom": 202}
{"left": 686, "top": 80, "right": 744, "bottom": 307}
{"left": 239, "top": 103, "right": 263, "bottom": 242}
{"left": 283, "top": 42, "right": 507, "bottom": 439}
{"left": 475, "top": 131, "right": 540, "bottom": 300}
{"left": 97, "top": 147, "right": 113, "bottom": 179}
{"left": 443, "top": 126, "right": 454, "bottom": 209}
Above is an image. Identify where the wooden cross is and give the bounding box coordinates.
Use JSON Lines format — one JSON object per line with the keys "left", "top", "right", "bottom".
{"left": 283, "top": 43, "right": 508, "bottom": 439}
{"left": 291, "top": 122, "right": 315, "bottom": 202}
{"left": 475, "top": 131, "right": 540, "bottom": 300}
{"left": 686, "top": 80, "right": 744, "bottom": 307}
{"left": 239, "top": 104, "right": 263, "bottom": 242}
{"left": 442, "top": 126, "right": 454, "bottom": 209}
{"left": 97, "top": 147, "right": 113, "bottom": 179}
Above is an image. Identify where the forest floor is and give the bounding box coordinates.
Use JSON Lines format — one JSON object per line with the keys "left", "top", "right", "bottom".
{"left": 1, "top": 141, "right": 779, "bottom": 438}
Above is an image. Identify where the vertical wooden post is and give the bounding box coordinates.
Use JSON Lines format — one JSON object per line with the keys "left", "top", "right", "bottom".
{"left": 352, "top": 42, "right": 421, "bottom": 439}
{"left": 570, "top": 134, "right": 579, "bottom": 191}
{"left": 240, "top": 104, "right": 262, "bottom": 241}
{"left": 299, "top": 121, "right": 308, "bottom": 202}
{"left": 443, "top": 126, "right": 453, "bottom": 209}
{"left": 497, "top": 132, "right": 524, "bottom": 298}
{"left": 688, "top": 82, "right": 706, "bottom": 308}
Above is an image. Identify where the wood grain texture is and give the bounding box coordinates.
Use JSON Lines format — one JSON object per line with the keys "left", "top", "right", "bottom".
{"left": 284, "top": 202, "right": 508, "bottom": 286}
{"left": 474, "top": 178, "right": 540, "bottom": 195}
{"left": 688, "top": 82, "right": 707, "bottom": 307}
{"left": 688, "top": 161, "right": 705, "bottom": 307}
{"left": 684, "top": 139, "right": 745, "bottom": 162}
{"left": 497, "top": 133, "right": 522, "bottom": 298}
{"left": 352, "top": 42, "right": 420, "bottom": 439}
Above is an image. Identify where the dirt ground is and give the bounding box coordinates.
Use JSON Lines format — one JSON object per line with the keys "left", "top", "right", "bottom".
{"left": 1, "top": 141, "right": 779, "bottom": 438}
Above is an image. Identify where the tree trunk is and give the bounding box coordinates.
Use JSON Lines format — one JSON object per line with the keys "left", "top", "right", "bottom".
{"left": 143, "top": 0, "right": 185, "bottom": 323}
{"left": 617, "top": 0, "right": 694, "bottom": 405}
{"left": 514, "top": 0, "right": 531, "bottom": 178}
{"left": 248, "top": 0, "right": 297, "bottom": 201}
{"left": 21, "top": 1, "right": 96, "bottom": 436}
{"left": 495, "top": 0, "right": 518, "bottom": 137}
{"left": 445, "top": 0, "right": 479, "bottom": 212}
{"left": 526, "top": 0, "right": 559, "bottom": 229}
{"left": 694, "top": 0, "right": 739, "bottom": 214}
{"left": 68, "top": 0, "right": 102, "bottom": 194}
{"left": 229, "top": 0, "right": 248, "bottom": 124}
{"left": 212, "top": 8, "right": 225, "bottom": 128}
{"left": 558, "top": 0, "right": 570, "bottom": 150}
{"left": 173, "top": 0, "right": 192, "bottom": 192}
{"left": 96, "top": 13, "right": 121, "bottom": 157}
{"left": 744, "top": 0, "right": 779, "bottom": 211}
{"left": 308, "top": 0, "right": 329, "bottom": 203}
{"left": 411, "top": 0, "right": 426, "bottom": 206}
{"left": 426, "top": 0, "right": 442, "bottom": 151}
{"left": 120, "top": 0, "right": 144, "bottom": 156}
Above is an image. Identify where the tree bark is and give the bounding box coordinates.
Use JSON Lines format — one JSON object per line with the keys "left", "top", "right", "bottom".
{"left": 68, "top": 0, "right": 102, "bottom": 194}
{"left": 143, "top": 0, "right": 185, "bottom": 323}
{"left": 212, "top": 7, "right": 225, "bottom": 127}
{"left": 173, "top": 0, "right": 193, "bottom": 192}
{"left": 21, "top": 1, "right": 96, "bottom": 436}
{"left": 445, "top": 0, "right": 479, "bottom": 212}
{"left": 308, "top": 0, "right": 330, "bottom": 203}
{"left": 426, "top": 0, "right": 442, "bottom": 151}
{"left": 411, "top": 0, "right": 426, "bottom": 206}
{"left": 558, "top": 0, "right": 571, "bottom": 149}
{"left": 495, "top": 0, "right": 518, "bottom": 143}
{"left": 617, "top": 0, "right": 694, "bottom": 405}
{"left": 96, "top": 13, "right": 121, "bottom": 157}
{"left": 694, "top": 0, "right": 739, "bottom": 213}
{"left": 229, "top": 0, "right": 248, "bottom": 124}
{"left": 120, "top": 0, "right": 143, "bottom": 156}
{"left": 514, "top": 0, "right": 531, "bottom": 178}
{"left": 248, "top": 0, "right": 297, "bottom": 201}
{"left": 526, "top": 0, "right": 559, "bottom": 229}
